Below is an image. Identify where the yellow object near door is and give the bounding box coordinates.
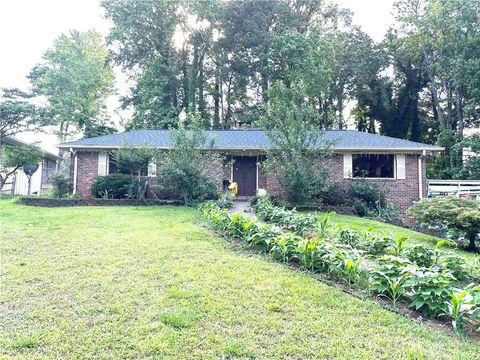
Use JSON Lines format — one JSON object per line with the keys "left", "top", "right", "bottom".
{"left": 228, "top": 182, "right": 238, "bottom": 197}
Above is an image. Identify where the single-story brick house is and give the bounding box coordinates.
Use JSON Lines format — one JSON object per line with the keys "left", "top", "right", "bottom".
{"left": 58, "top": 129, "right": 442, "bottom": 214}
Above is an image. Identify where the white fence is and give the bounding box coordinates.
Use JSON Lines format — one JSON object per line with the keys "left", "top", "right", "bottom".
{"left": 427, "top": 179, "right": 480, "bottom": 199}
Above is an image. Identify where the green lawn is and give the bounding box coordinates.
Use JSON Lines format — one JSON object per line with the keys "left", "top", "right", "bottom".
{"left": 310, "top": 210, "right": 478, "bottom": 262}
{"left": 1, "top": 200, "right": 479, "bottom": 359}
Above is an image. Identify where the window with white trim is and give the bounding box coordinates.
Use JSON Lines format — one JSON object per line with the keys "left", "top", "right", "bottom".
{"left": 352, "top": 154, "right": 394, "bottom": 178}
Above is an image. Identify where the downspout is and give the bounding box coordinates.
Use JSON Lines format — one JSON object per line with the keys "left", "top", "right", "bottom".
{"left": 418, "top": 151, "right": 426, "bottom": 199}
{"left": 72, "top": 149, "right": 78, "bottom": 195}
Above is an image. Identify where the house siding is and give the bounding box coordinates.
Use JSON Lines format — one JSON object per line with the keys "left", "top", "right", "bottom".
{"left": 72, "top": 150, "right": 426, "bottom": 215}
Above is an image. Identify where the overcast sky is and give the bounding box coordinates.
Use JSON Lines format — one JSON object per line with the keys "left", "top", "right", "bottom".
{"left": 0, "top": 0, "right": 395, "bottom": 152}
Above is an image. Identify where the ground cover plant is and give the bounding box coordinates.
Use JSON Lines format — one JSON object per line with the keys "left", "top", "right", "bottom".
{"left": 201, "top": 197, "right": 480, "bottom": 337}
{"left": 2, "top": 199, "right": 480, "bottom": 358}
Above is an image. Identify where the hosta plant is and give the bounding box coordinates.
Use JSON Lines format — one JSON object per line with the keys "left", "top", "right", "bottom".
{"left": 439, "top": 255, "right": 469, "bottom": 281}
{"left": 330, "top": 248, "right": 363, "bottom": 285}
{"left": 363, "top": 235, "right": 395, "bottom": 256}
{"left": 335, "top": 227, "right": 362, "bottom": 247}
{"left": 405, "top": 269, "right": 455, "bottom": 317}
{"left": 404, "top": 245, "right": 435, "bottom": 268}
{"left": 244, "top": 225, "right": 281, "bottom": 253}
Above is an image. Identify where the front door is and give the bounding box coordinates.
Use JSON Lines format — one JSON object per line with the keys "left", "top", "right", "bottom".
{"left": 233, "top": 156, "right": 257, "bottom": 196}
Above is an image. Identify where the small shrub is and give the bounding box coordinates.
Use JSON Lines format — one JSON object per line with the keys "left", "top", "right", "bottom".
{"left": 404, "top": 245, "right": 435, "bottom": 268}
{"left": 335, "top": 227, "right": 362, "bottom": 247}
{"left": 91, "top": 173, "right": 140, "bottom": 199}
{"left": 364, "top": 236, "right": 395, "bottom": 256}
{"left": 439, "top": 255, "right": 469, "bottom": 281}
{"left": 50, "top": 173, "right": 71, "bottom": 198}
{"left": 270, "top": 232, "right": 301, "bottom": 263}
{"left": 318, "top": 183, "right": 345, "bottom": 206}
{"left": 407, "top": 197, "right": 480, "bottom": 251}
{"left": 405, "top": 269, "right": 455, "bottom": 317}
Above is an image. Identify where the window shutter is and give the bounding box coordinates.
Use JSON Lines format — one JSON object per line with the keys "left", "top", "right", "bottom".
{"left": 97, "top": 152, "right": 108, "bottom": 176}
{"left": 343, "top": 154, "right": 353, "bottom": 179}
{"left": 396, "top": 154, "right": 406, "bottom": 179}
{"left": 147, "top": 161, "right": 157, "bottom": 177}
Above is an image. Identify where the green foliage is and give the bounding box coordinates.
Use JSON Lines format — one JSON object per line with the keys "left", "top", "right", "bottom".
{"left": 50, "top": 173, "right": 71, "bottom": 198}
{"left": 252, "top": 197, "right": 318, "bottom": 234}
{"left": 0, "top": 144, "right": 43, "bottom": 191}
{"left": 113, "top": 146, "right": 154, "bottom": 176}
{"left": 157, "top": 125, "right": 220, "bottom": 204}
{"left": 29, "top": 30, "right": 114, "bottom": 140}
{"left": 349, "top": 180, "right": 396, "bottom": 220}
{"left": 158, "top": 308, "right": 197, "bottom": 329}
{"left": 331, "top": 249, "right": 363, "bottom": 285}
{"left": 258, "top": 81, "right": 330, "bottom": 207}
{"left": 363, "top": 236, "right": 395, "bottom": 256}
{"left": 404, "top": 245, "right": 435, "bottom": 268}
{"left": 405, "top": 270, "right": 455, "bottom": 317}
{"left": 0, "top": 88, "right": 43, "bottom": 139}
{"left": 439, "top": 255, "right": 469, "bottom": 281}
{"left": 407, "top": 197, "right": 480, "bottom": 251}
{"left": 446, "top": 290, "right": 469, "bottom": 336}
{"left": 91, "top": 173, "right": 140, "bottom": 199}
{"left": 270, "top": 232, "right": 301, "bottom": 263}
{"left": 369, "top": 256, "right": 414, "bottom": 307}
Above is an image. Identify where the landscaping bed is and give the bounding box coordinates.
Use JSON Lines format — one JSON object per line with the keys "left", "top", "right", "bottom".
{"left": 19, "top": 197, "right": 183, "bottom": 207}
{"left": 200, "top": 197, "right": 480, "bottom": 338}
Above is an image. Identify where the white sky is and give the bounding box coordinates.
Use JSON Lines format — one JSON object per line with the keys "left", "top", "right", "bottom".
{"left": 0, "top": 0, "right": 395, "bottom": 153}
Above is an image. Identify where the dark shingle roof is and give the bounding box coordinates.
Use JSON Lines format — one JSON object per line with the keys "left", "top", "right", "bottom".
{"left": 58, "top": 129, "right": 443, "bottom": 152}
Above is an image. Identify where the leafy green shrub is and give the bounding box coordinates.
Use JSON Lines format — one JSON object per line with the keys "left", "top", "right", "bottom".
{"left": 270, "top": 232, "right": 301, "bottom": 263}
{"left": 335, "top": 228, "right": 362, "bottom": 247}
{"left": 439, "top": 255, "right": 469, "bottom": 281}
{"left": 330, "top": 249, "right": 363, "bottom": 285}
{"left": 318, "top": 183, "right": 345, "bottom": 206}
{"left": 369, "top": 256, "right": 415, "bottom": 307}
{"left": 244, "top": 225, "right": 281, "bottom": 253}
{"left": 407, "top": 197, "right": 480, "bottom": 251}
{"left": 157, "top": 126, "right": 221, "bottom": 204}
{"left": 91, "top": 173, "right": 140, "bottom": 199}
{"left": 363, "top": 236, "right": 395, "bottom": 256}
{"left": 405, "top": 269, "right": 455, "bottom": 317}
{"left": 403, "top": 245, "right": 435, "bottom": 268}
{"left": 252, "top": 197, "right": 317, "bottom": 234}
{"left": 50, "top": 173, "right": 71, "bottom": 198}
{"left": 349, "top": 181, "right": 397, "bottom": 220}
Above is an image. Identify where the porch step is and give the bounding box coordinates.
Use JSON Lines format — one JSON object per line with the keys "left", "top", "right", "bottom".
{"left": 233, "top": 196, "right": 252, "bottom": 202}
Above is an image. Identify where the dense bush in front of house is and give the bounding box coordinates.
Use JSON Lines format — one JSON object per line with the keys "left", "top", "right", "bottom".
{"left": 91, "top": 173, "right": 140, "bottom": 199}
{"left": 156, "top": 124, "right": 220, "bottom": 204}
{"left": 349, "top": 180, "right": 397, "bottom": 220}
{"left": 201, "top": 198, "right": 480, "bottom": 336}
{"left": 50, "top": 173, "right": 71, "bottom": 198}
{"left": 408, "top": 197, "right": 480, "bottom": 252}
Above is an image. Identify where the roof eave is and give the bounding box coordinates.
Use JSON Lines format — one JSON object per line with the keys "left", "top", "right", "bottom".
{"left": 57, "top": 144, "right": 444, "bottom": 152}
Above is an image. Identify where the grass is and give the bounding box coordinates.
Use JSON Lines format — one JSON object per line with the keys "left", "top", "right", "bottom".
{"left": 1, "top": 199, "right": 479, "bottom": 359}
{"left": 310, "top": 210, "right": 478, "bottom": 261}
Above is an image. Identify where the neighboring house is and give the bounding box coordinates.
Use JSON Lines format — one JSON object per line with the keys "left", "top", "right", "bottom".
{"left": 0, "top": 136, "right": 62, "bottom": 196}
{"left": 58, "top": 129, "right": 443, "bottom": 214}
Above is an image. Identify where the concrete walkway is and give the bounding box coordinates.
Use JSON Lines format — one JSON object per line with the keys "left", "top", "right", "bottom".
{"left": 229, "top": 201, "right": 255, "bottom": 218}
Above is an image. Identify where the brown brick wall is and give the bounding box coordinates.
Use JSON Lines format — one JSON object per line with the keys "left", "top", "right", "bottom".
{"left": 74, "top": 151, "right": 98, "bottom": 198}
{"left": 73, "top": 150, "right": 426, "bottom": 214}
{"left": 258, "top": 153, "right": 425, "bottom": 214}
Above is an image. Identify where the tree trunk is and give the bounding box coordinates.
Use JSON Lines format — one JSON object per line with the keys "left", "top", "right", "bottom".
{"left": 466, "top": 230, "right": 477, "bottom": 252}
{"left": 213, "top": 65, "right": 220, "bottom": 128}
{"left": 455, "top": 87, "right": 464, "bottom": 138}
{"left": 422, "top": 47, "right": 446, "bottom": 130}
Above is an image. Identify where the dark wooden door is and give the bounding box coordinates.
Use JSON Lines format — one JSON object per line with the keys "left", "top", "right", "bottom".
{"left": 233, "top": 156, "right": 257, "bottom": 196}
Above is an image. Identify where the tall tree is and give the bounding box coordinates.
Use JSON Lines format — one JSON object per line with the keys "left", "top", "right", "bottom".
{"left": 0, "top": 88, "right": 42, "bottom": 140}
{"left": 29, "top": 30, "right": 115, "bottom": 141}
